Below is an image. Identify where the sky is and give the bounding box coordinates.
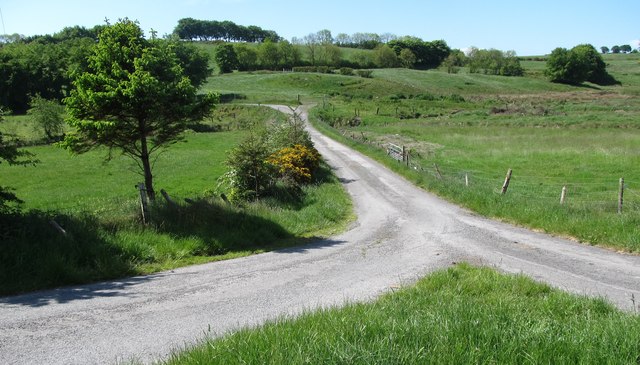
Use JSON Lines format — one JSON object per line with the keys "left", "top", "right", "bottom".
{"left": 1, "top": 0, "right": 638, "bottom": 56}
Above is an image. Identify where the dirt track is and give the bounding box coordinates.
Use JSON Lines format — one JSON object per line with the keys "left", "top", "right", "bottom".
{"left": 1, "top": 105, "right": 639, "bottom": 364}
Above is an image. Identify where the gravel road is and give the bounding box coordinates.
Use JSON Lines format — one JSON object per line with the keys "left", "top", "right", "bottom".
{"left": 1, "top": 105, "right": 639, "bottom": 364}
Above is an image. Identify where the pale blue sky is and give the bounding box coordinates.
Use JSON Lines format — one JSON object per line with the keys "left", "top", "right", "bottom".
{"left": 1, "top": 0, "right": 638, "bottom": 56}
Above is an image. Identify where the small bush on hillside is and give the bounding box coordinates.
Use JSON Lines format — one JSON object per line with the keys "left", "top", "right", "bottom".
{"left": 356, "top": 70, "right": 373, "bottom": 78}
{"left": 267, "top": 144, "right": 321, "bottom": 185}
{"left": 339, "top": 67, "right": 354, "bottom": 76}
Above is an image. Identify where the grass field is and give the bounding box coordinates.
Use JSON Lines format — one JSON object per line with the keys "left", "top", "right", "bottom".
{"left": 0, "top": 105, "right": 353, "bottom": 295}
{"left": 160, "top": 264, "right": 640, "bottom": 364}
{"left": 198, "top": 53, "right": 640, "bottom": 252}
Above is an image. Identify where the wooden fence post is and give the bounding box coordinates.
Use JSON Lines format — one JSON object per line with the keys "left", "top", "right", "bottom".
{"left": 618, "top": 177, "right": 624, "bottom": 214}
{"left": 405, "top": 149, "right": 410, "bottom": 167}
{"left": 402, "top": 146, "right": 406, "bottom": 163}
{"left": 434, "top": 164, "right": 443, "bottom": 179}
{"left": 465, "top": 173, "right": 469, "bottom": 187}
{"left": 160, "top": 189, "right": 177, "bottom": 208}
{"left": 501, "top": 169, "right": 513, "bottom": 195}
{"left": 137, "top": 183, "right": 149, "bottom": 225}
{"left": 560, "top": 185, "right": 567, "bottom": 205}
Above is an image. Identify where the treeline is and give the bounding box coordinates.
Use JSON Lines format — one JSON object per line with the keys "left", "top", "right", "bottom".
{"left": 601, "top": 44, "right": 637, "bottom": 54}
{"left": 174, "top": 18, "right": 280, "bottom": 43}
{"left": 0, "top": 25, "right": 211, "bottom": 113}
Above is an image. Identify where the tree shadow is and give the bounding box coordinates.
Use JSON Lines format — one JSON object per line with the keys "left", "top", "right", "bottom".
{"left": 0, "top": 273, "right": 162, "bottom": 307}
{"left": 151, "top": 198, "right": 295, "bottom": 255}
{"left": 0, "top": 210, "right": 139, "bottom": 299}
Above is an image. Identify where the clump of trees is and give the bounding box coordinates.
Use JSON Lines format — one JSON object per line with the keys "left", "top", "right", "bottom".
{"left": 174, "top": 18, "right": 280, "bottom": 42}
{"left": 0, "top": 23, "right": 211, "bottom": 114}
{"left": 0, "top": 30, "right": 96, "bottom": 113}
{"left": 62, "top": 19, "right": 216, "bottom": 200}
{"left": 546, "top": 44, "right": 616, "bottom": 85}
{"left": 214, "top": 40, "right": 302, "bottom": 73}
{"left": 601, "top": 45, "right": 635, "bottom": 54}
{"left": 387, "top": 37, "right": 451, "bottom": 69}
{"left": 221, "top": 110, "right": 320, "bottom": 202}
{"left": 466, "top": 48, "right": 524, "bottom": 76}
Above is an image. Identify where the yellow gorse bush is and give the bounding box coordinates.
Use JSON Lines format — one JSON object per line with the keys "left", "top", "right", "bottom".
{"left": 267, "top": 144, "right": 321, "bottom": 184}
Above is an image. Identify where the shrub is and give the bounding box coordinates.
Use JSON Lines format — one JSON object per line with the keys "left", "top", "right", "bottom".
{"left": 339, "top": 67, "right": 354, "bottom": 76}
{"left": 267, "top": 144, "right": 321, "bottom": 185}
{"left": 356, "top": 69, "right": 373, "bottom": 78}
{"left": 223, "top": 133, "right": 274, "bottom": 201}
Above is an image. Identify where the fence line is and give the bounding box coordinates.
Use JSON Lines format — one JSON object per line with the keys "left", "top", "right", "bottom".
{"left": 340, "top": 131, "right": 638, "bottom": 214}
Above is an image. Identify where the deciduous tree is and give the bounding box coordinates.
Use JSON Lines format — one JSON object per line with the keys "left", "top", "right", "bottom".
{"left": 215, "top": 44, "right": 238, "bottom": 74}
{"left": 27, "top": 96, "right": 65, "bottom": 140}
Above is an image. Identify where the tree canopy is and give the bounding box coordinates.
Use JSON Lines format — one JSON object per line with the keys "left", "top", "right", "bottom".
{"left": 546, "top": 44, "right": 615, "bottom": 85}
{"left": 62, "top": 19, "right": 215, "bottom": 200}
{"left": 174, "top": 18, "right": 280, "bottom": 43}
{"left": 388, "top": 37, "right": 451, "bottom": 69}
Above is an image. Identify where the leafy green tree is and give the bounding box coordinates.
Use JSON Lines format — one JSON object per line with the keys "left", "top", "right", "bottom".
{"left": 215, "top": 44, "right": 238, "bottom": 74}
{"left": 258, "top": 40, "right": 280, "bottom": 70}
{"left": 278, "top": 40, "right": 301, "bottom": 69}
{"left": 27, "top": 95, "right": 66, "bottom": 140}
{"left": 546, "top": 44, "right": 613, "bottom": 85}
{"left": 234, "top": 43, "right": 258, "bottom": 71}
{"left": 611, "top": 45, "right": 621, "bottom": 54}
{"left": 601, "top": 46, "right": 610, "bottom": 54}
{"left": 620, "top": 44, "right": 632, "bottom": 53}
{"left": 319, "top": 44, "right": 342, "bottom": 67}
{"left": 173, "top": 41, "right": 212, "bottom": 87}
{"left": 399, "top": 48, "right": 417, "bottom": 68}
{"left": 374, "top": 44, "right": 399, "bottom": 68}
{"left": 62, "top": 19, "right": 215, "bottom": 200}
{"left": 443, "top": 50, "right": 466, "bottom": 73}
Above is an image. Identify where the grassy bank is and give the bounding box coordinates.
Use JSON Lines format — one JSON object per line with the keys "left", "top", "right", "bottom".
{"left": 0, "top": 106, "right": 353, "bottom": 296}
{"left": 161, "top": 264, "right": 640, "bottom": 364}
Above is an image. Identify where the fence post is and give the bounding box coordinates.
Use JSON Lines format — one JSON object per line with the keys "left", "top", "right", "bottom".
{"left": 465, "top": 173, "right": 469, "bottom": 187}
{"left": 434, "top": 164, "right": 443, "bottom": 179}
{"left": 560, "top": 185, "right": 567, "bottom": 205}
{"left": 501, "top": 169, "right": 513, "bottom": 195}
{"left": 137, "top": 183, "right": 149, "bottom": 224}
{"left": 618, "top": 178, "right": 624, "bottom": 214}
{"left": 402, "top": 146, "right": 406, "bottom": 163}
{"left": 405, "top": 149, "right": 409, "bottom": 167}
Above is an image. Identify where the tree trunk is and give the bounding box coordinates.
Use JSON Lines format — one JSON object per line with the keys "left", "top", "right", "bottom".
{"left": 140, "top": 136, "right": 155, "bottom": 201}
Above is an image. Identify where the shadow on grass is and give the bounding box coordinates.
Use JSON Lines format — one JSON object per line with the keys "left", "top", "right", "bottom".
{"left": 0, "top": 210, "right": 138, "bottom": 299}
{"left": 151, "top": 198, "right": 294, "bottom": 254}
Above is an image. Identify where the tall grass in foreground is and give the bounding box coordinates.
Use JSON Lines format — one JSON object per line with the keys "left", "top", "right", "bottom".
{"left": 161, "top": 264, "right": 640, "bottom": 364}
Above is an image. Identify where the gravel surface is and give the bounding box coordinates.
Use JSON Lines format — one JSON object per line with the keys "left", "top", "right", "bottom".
{"left": 1, "top": 105, "right": 639, "bottom": 364}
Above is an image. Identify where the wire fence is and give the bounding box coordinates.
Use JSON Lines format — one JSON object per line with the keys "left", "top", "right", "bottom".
{"left": 347, "top": 134, "right": 639, "bottom": 214}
